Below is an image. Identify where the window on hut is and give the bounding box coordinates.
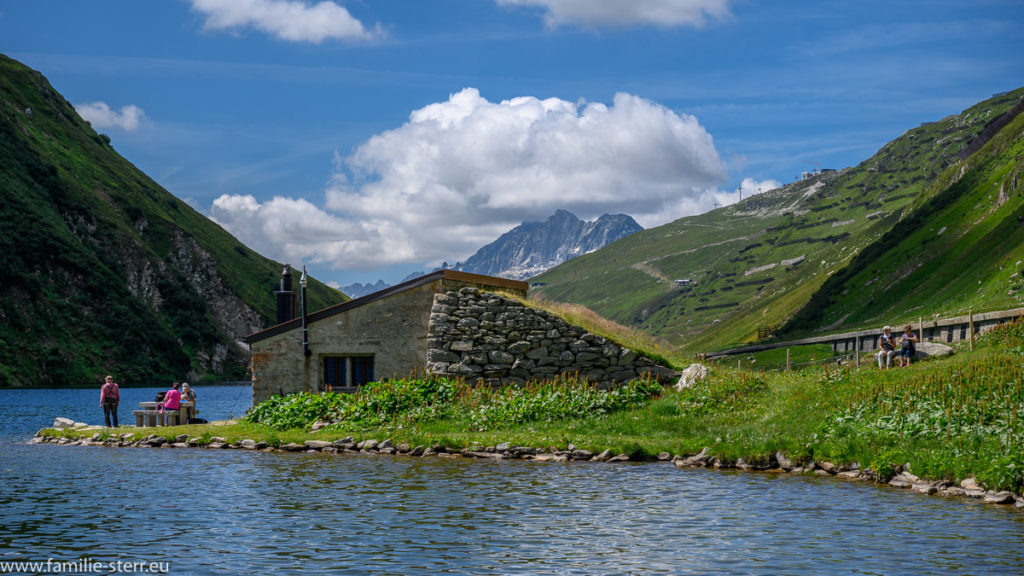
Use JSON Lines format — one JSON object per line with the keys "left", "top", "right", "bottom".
{"left": 322, "top": 355, "right": 375, "bottom": 390}
{"left": 324, "top": 357, "right": 346, "bottom": 389}
{"left": 352, "top": 356, "right": 374, "bottom": 386}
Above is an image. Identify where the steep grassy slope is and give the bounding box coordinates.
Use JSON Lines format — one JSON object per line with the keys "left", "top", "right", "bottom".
{"left": 782, "top": 105, "right": 1024, "bottom": 335}
{"left": 532, "top": 88, "right": 1024, "bottom": 353}
{"left": 0, "top": 54, "right": 345, "bottom": 387}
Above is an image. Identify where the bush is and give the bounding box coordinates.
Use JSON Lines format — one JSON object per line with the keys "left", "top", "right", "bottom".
{"left": 246, "top": 391, "right": 348, "bottom": 429}
{"left": 979, "top": 452, "right": 1024, "bottom": 493}
{"left": 871, "top": 447, "right": 903, "bottom": 482}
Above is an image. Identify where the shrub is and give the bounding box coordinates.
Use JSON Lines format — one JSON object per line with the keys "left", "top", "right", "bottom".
{"left": 872, "top": 448, "right": 903, "bottom": 482}
{"left": 246, "top": 391, "right": 348, "bottom": 429}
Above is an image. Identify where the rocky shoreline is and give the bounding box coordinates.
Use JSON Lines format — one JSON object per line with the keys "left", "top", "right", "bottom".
{"left": 34, "top": 423, "right": 1024, "bottom": 512}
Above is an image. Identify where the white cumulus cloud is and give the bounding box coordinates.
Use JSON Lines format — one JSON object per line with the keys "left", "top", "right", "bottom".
{"left": 496, "top": 0, "right": 731, "bottom": 28}
{"left": 74, "top": 101, "right": 146, "bottom": 131}
{"left": 210, "top": 88, "right": 729, "bottom": 271}
{"left": 189, "top": 0, "right": 381, "bottom": 43}
{"left": 210, "top": 194, "right": 417, "bottom": 270}
{"left": 738, "top": 177, "right": 780, "bottom": 195}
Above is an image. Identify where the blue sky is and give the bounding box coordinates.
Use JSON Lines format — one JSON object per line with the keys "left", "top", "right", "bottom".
{"left": 2, "top": 0, "right": 1023, "bottom": 288}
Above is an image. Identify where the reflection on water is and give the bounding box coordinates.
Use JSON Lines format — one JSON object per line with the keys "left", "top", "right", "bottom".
{"left": 2, "top": 388, "right": 1023, "bottom": 575}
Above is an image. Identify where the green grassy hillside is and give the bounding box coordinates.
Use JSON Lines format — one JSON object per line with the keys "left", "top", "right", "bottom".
{"left": 532, "top": 87, "right": 1024, "bottom": 353}
{"left": 0, "top": 54, "right": 345, "bottom": 387}
{"left": 782, "top": 103, "right": 1024, "bottom": 335}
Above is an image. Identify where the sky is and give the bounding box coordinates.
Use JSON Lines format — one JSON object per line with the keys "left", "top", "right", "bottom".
{"left": 2, "top": 0, "right": 1023, "bottom": 288}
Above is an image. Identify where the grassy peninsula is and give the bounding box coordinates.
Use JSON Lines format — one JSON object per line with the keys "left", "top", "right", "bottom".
{"left": 44, "top": 321, "right": 1024, "bottom": 494}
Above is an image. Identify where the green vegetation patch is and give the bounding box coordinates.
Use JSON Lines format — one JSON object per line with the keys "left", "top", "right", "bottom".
{"left": 246, "top": 374, "right": 663, "bottom": 432}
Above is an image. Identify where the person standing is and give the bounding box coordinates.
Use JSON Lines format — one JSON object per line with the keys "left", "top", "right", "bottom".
{"left": 100, "top": 375, "right": 120, "bottom": 428}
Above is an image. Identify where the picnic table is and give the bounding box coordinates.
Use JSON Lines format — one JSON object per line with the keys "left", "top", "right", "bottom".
{"left": 132, "top": 401, "right": 195, "bottom": 427}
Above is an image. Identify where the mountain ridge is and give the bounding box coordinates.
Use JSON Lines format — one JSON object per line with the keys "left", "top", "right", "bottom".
{"left": 452, "top": 209, "right": 642, "bottom": 280}
{"left": 0, "top": 54, "right": 346, "bottom": 387}
{"left": 532, "top": 87, "right": 1024, "bottom": 352}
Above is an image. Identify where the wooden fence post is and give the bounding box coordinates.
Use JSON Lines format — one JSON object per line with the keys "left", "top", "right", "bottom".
{"left": 969, "top": 308, "right": 975, "bottom": 351}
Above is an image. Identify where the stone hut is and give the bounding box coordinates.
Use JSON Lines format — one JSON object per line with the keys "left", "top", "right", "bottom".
{"left": 246, "top": 269, "right": 679, "bottom": 404}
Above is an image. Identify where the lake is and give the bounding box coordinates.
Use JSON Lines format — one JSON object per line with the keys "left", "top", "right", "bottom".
{"left": 2, "top": 386, "right": 1023, "bottom": 575}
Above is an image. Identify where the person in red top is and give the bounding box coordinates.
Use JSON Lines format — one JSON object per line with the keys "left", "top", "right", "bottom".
{"left": 100, "top": 375, "right": 120, "bottom": 428}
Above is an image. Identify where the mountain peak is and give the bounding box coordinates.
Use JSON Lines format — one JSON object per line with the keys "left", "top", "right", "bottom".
{"left": 454, "top": 210, "right": 642, "bottom": 280}
{"left": 549, "top": 209, "right": 578, "bottom": 221}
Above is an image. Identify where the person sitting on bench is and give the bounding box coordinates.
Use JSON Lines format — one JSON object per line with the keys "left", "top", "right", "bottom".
{"left": 876, "top": 326, "right": 897, "bottom": 369}
{"left": 160, "top": 382, "right": 182, "bottom": 424}
{"left": 898, "top": 325, "right": 918, "bottom": 367}
{"left": 182, "top": 382, "right": 197, "bottom": 416}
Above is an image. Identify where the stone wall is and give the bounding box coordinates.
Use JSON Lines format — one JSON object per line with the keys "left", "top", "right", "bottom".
{"left": 426, "top": 287, "right": 679, "bottom": 386}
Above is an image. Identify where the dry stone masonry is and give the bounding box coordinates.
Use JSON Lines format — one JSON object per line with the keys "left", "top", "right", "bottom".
{"left": 425, "top": 287, "right": 679, "bottom": 386}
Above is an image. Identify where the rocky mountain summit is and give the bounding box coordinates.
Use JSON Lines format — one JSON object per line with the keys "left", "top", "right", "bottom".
{"left": 453, "top": 210, "right": 642, "bottom": 280}
{"left": 341, "top": 210, "right": 641, "bottom": 297}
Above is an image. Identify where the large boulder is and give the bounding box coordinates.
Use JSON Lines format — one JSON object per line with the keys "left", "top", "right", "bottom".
{"left": 53, "top": 417, "right": 76, "bottom": 429}
{"left": 674, "top": 363, "right": 708, "bottom": 391}
{"left": 916, "top": 342, "right": 953, "bottom": 359}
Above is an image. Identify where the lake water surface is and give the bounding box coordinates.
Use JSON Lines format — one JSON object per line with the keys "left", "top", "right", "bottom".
{"left": 2, "top": 386, "right": 1023, "bottom": 575}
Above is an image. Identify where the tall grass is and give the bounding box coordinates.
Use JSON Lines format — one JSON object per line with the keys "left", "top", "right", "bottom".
{"left": 502, "top": 292, "right": 683, "bottom": 368}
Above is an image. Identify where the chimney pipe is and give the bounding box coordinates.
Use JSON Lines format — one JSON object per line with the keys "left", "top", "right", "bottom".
{"left": 300, "top": 266, "right": 310, "bottom": 358}
{"left": 275, "top": 264, "right": 296, "bottom": 324}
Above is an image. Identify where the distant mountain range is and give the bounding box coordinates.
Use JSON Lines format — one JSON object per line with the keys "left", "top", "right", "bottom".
{"left": 342, "top": 210, "right": 642, "bottom": 297}
{"left": 341, "top": 273, "right": 423, "bottom": 299}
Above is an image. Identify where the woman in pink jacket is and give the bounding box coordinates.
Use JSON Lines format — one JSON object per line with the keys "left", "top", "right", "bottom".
{"left": 160, "top": 382, "right": 182, "bottom": 420}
